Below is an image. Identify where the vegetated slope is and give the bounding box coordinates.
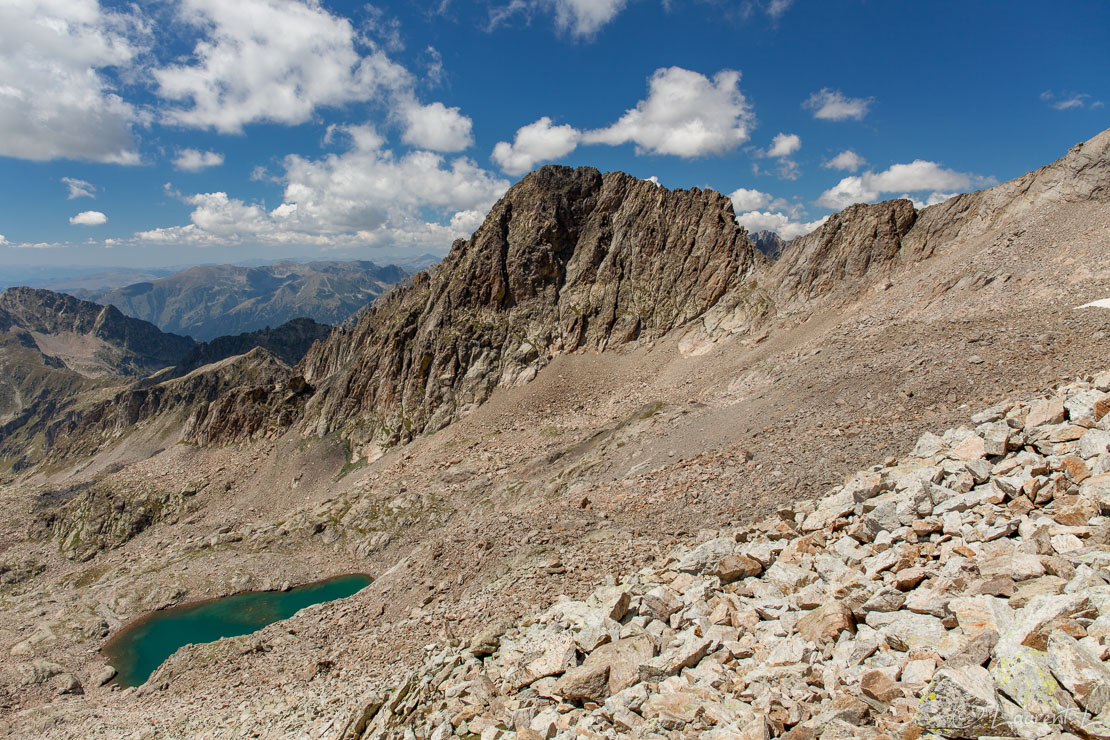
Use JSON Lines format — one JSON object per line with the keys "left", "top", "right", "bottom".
{"left": 79, "top": 261, "right": 408, "bottom": 341}
{"left": 294, "top": 166, "right": 759, "bottom": 454}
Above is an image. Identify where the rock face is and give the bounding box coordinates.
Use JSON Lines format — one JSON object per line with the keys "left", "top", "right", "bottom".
{"left": 78, "top": 260, "right": 408, "bottom": 341}
{"left": 770, "top": 128, "right": 1110, "bottom": 309}
{"left": 0, "top": 287, "right": 196, "bottom": 377}
{"left": 44, "top": 347, "right": 302, "bottom": 459}
{"left": 772, "top": 199, "right": 916, "bottom": 307}
{"left": 343, "top": 370, "right": 1110, "bottom": 740}
{"left": 751, "top": 230, "right": 787, "bottom": 260}
{"left": 0, "top": 291, "right": 327, "bottom": 467}
{"left": 171, "top": 317, "right": 332, "bottom": 375}
{"left": 903, "top": 126, "right": 1110, "bottom": 259}
{"left": 296, "top": 166, "right": 758, "bottom": 451}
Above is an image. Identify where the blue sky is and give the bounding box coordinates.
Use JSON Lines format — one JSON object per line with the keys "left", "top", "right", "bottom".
{"left": 1, "top": 0, "right": 1107, "bottom": 269}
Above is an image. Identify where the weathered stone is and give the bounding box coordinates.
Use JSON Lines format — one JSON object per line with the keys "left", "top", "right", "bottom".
{"left": 469, "top": 622, "right": 510, "bottom": 657}
{"left": 675, "top": 537, "right": 735, "bottom": 575}
{"left": 640, "top": 586, "right": 682, "bottom": 622}
{"left": 989, "top": 642, "right": 1079, "bottom": 720}
{"left": 1047, "top": 630, "right": 1110, "bottom": 715}
{"left": 1028, "top": 400, "right": 1067, "bottom": 428}
{"left": 946, "top": 630, "right": 998, "bottom": 668}
{"left": 656, "top": 628, "right": 712, "bottom": 675}
{"left": 797, "top": 602, "right": 855, "bottom": 643}
{"left": 716, "top": 554, "right": 763, "bottom": 583}
{"left": 950, "top": 435, "right": 988, "bottom": 461}
{"left": 882, "top": 613, "right": 948, "bottom": 653}
{"left": 860, "top": 586, "right": 906, "bottom": 614}
{"left": 894, "top": 567, "right": 928, "bottom": 592}
{"left": 94, "top": 665, "right": 117, "bottom": 687}
{"left": 902, "top": 658, "right": 937, "bottom": 688}
{"left": 53, "top": 673, "right": 83, "bottom": 695}
{"left": 17, "top": 659, "right": 65, "bottom": 686}
{"left": 588, "top": 586, "right": 632, "bottom": 622}
{"left": 554, "top": 662, "right": 610, "bottom": 704}
{"left": 583, "top": 635, "right": 656, "bottom": 694}
{"left": 915, "top": 665, "right": 1014, "bottom": 738}
{"left": 860, "top": 669, "right": 902, "bottom": 703}
{"left": 948, "top": 596, "right": 1013, "bottom": 641}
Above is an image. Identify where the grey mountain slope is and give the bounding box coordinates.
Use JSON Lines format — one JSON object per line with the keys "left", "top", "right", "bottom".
{"left": 26, "top": 127, "right": 1110, "bottom": 467}
{"left": 78, "top": 260, "right": 408, "bottom": 341}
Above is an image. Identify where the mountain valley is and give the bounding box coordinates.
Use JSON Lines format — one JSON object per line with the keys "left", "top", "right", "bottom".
{"left": 0, "top": 129, "right": 1108, "bottom": 739}
{"left": 76, "top": 261, "right": 409, "bottom": 341}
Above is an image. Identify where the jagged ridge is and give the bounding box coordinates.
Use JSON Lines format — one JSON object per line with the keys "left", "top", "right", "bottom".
{"left": 295, "top": 166, "right": 758, "bottom": 452}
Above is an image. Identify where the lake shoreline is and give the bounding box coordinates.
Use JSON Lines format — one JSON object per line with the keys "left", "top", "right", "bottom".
{"left": 101, "top": 572, "right": 374, "bottom": 687}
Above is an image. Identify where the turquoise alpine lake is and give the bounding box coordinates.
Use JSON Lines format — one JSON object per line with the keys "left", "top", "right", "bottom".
{"left": 103, "top": 574, "right": 372, "bottom": 687}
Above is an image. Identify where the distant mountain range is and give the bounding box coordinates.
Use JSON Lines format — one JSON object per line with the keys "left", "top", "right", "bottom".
{"left": 75, "top": 260, "right": 409, "bottom": 341}
{"left": 0, "top": 265, "right": 182, "bottom": 292}
{"left": 0, "top": 286, "right": 335, "bottom": 469}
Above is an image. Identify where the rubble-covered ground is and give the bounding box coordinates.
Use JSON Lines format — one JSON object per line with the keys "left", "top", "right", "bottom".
{"left": 351, "top": 370, "right": 1110, "bottom": 740}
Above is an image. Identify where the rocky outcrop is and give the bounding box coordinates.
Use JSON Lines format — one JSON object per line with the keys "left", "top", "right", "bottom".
{"left": 296, "top": 166, "right": 758, "bottom": 452}
{"left": 751, "top": 230, "right": 787, "bottom": 260}
{"left": 770, "top": 128, "right": 1110, "bottom": 310}
{"left": 342, "top": 370, "right": 1110, "bottom": 739}
{"left": 903, "top": 127, "right": 1110, "bottom": 259}
{"left": 772, "top": 199, "right": 916, "bottom": 307}
{"left": 170, "top": 317, "right": 332, "bottom": 377}
{"left": 32, "top": 480, "right": 195, "bottom": 562}
{"left": 0, "top": 287, "right": 196, "bottom": 377}
{"left": 43, "top": 348, "right": 301, "bottom": 459}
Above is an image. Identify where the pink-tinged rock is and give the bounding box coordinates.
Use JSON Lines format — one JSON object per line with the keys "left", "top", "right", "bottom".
{"left": 1027, "top": 399, "right": 1066, "bottom": 428}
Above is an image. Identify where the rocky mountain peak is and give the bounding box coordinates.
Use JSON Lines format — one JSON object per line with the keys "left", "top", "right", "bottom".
{"left": 0, "top": 286, "right": 196, "bottom": 377}
{"left": 772, "top": 199, "right": 917, "bottom": 307}
{"left": 751, "top": 230, "right": 787, "bottom": 260}
{"left": 296, "top": 165, "right": 758, "bottom": 452}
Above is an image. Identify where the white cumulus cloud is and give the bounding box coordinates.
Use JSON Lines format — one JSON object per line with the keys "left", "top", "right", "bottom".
{"left": 817, "top": 160, "right": 995, "bottom": 210}
{"left": 766, "top": 133, "right": 801, "bottom": 158}
{"left": 62, "top": 177, "right": 97, "bottom": 199}
{"left": 70, "top": 210, "right": 108, "bottom": 226}
{"left": 138, "top": 124, "right": 510, "bottom": 251}
{"left": 803, "top": 88, "right": 873, "bottom": 121}
{"left": 489, "top": 0, "right": 627, "bottom": 38}
{"left": 734, "top": 211, "right": 826, "bottom": 240}
{"left": 551, "top": 0, "right": 627, "bottom": 36}
{"left": 824, "top": 150, "right": 866, "bottom": 172}
{"left": 153, "top": 0, "right": 409, "bottom": 133}
{"left": 728, "top": 187, "right": 772, "bottom": 212}
{"left": 583, "top": 67, "right": 754, "bottom": 157}
{"left": 173, "top": 148, "right": 225, "bottom": 172}
{"left": 399, "top": 100, "right": 474, "bottom": 152}
{"left": 0, "top": 0, "right": 145, "bottom": 164}
{"left": 492, "top": 117, "right": 581, "bottom": 175}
